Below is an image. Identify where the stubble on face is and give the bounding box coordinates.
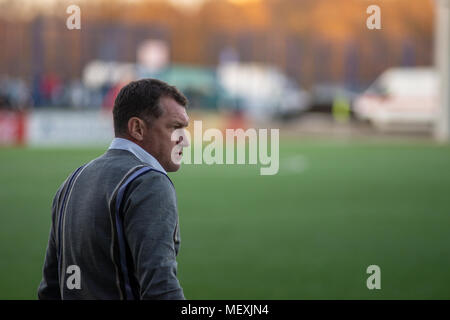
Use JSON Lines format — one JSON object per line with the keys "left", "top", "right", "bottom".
{"left": 142, "top": 96, "right": 189, "bottom": 172}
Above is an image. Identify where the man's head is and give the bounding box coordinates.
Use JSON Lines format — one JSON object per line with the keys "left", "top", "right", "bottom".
{"left": 113, "top": 79, "right": 190, "bottom": 172}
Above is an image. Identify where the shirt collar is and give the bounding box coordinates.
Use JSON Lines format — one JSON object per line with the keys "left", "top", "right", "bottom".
{"left": 108, "top": 137, "right": 167, "bottom": 174}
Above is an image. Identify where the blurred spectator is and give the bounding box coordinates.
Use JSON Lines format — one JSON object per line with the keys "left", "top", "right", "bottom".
{"left": 40, "top": 73, "right": 62, "bottom": 107}
{"left": 0, "top": 75, "right": 31, "bottom": 110}
{"left": 102, "top": 81, "right": 127, "bottom": 112}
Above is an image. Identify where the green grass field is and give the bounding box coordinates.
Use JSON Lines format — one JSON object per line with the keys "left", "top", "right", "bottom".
{"left": 1, "top": 138, "right": 450, "bottom": 299}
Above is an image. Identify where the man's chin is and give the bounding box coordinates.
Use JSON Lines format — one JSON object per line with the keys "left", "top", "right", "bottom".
{"left": 165, "top": 162, "right": 181, "bottom": 173}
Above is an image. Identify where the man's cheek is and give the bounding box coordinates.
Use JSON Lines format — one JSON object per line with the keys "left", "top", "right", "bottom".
{"left": 170, "top": 144, "right": 182, "bottom": 165}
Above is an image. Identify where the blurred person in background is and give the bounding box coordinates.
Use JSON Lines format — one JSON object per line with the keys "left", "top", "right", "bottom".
{"left": 38, "top": 79, "right": 190, "bottom": 300}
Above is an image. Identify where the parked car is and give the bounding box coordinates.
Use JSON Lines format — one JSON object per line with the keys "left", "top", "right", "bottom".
{"left": 309, "top": 83, "right": 359, "bottom": 114}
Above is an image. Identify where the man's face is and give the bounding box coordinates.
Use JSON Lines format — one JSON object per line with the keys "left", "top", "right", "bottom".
{"left": 141, "top": 97, "right": 190, "bottom": 172}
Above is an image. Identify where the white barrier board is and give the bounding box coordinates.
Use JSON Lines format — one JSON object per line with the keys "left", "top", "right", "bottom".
{"left": 27, "top": 110, "right": 114, "bottom": 146}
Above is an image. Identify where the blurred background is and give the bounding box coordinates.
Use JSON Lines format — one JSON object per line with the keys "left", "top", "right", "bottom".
{"left": 1, "top": 0, "right": 450, "bottom": 299}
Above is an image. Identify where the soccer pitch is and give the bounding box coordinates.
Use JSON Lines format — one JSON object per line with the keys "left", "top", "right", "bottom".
{"left": 1, "top": 138, "right": 450, "bottom": 299}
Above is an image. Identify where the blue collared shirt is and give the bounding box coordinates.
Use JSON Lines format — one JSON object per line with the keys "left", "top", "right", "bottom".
{"left": 108, "top": 137, "right": 167, "bottom": 174}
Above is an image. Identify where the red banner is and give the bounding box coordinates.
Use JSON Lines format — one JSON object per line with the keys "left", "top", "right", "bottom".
{"left": 0, "top": 110, "right": 27, "bottom": 146}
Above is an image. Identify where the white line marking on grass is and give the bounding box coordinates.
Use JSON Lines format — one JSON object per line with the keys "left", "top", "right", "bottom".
{"left": 280, "top": 155, "right": 309, "bottom": 175}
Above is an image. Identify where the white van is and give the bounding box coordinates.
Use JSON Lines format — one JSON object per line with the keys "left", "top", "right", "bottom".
{"left": 354, "top": 67, "right": 438, "bottom": 131}
{"left": 217, "top": 63, "right": 311, "bottom": 121}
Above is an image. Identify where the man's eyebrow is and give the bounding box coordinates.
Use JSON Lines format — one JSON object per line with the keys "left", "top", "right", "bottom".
{"left": 173, "top": 119, "right": 189, "bottom": 127}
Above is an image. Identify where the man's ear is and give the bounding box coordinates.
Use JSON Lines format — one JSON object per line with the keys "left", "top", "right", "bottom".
{"left": 127, "top": 117, "right": 146, "bottom": 141}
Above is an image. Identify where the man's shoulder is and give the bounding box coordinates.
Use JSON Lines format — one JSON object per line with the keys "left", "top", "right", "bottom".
{"left": 121, "top": 169, "right": 178, "bottom": 224}
{"left": 79, "top": 149, "right": 145, "bottom": 180}
{"left": 97, "top": 151, "right": 176, "bottom": 204}
{"left": 101, "top": 149, "right": 146, "bottom": 167}
{"left": 127, "top": 168, "right": 175, "bottom": 197}
{"left": 102, "top": 150, "right": 174, "bottom": 192}
{"left": 54, "top": 149, "right": 146, "bottom": 200}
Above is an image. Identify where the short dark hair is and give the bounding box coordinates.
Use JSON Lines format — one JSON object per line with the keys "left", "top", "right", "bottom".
{"left": 113, "top": 78, "right": 188, "bottom": 136}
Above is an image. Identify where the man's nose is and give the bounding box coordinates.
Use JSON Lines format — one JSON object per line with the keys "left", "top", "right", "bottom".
{"left": 180, "top": 131, "right": 190, "bottom": 148}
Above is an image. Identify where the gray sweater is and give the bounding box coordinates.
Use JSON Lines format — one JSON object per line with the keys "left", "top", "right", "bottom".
{"left": 37, "top": 149, "right": 184, "bottom": 300}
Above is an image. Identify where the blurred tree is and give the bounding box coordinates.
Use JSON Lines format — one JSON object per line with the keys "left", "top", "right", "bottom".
{"left": 0, "top": 0, "right": 434, "bottom": 90}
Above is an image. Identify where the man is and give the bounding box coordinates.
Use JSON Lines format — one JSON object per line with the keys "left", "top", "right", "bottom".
{"left": 38, "top": 79, "right": 190, "bottom": 299}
